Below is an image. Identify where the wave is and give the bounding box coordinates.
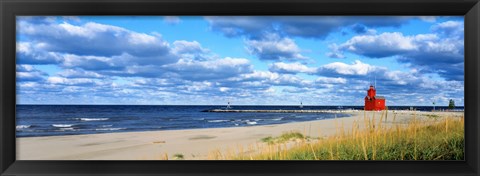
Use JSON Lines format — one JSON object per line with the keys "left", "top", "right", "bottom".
{"left": 208, "top": 120, "right": 229, "bottom": 123}
{"left": 271, "top": 117, "right": 284, "bottom": 121}
{"left": 95, "top": 128, "right": 126, "bottom": 131}
{"left": 58, "top": 127, "right": 75, "bottom": 131}
{"left": 78, "top": 118, "right": 109, "bottom": 121}
{"left": 16, "top": 125, "right": 31, "bottom": 129}
{"left": 52, "top": 124, "right": 75, "bottom": 128}
{"left": 101, "top": 125, "right": 113, "bottom": 127}
{"left": 246, "top": 121, "right": 257, "bottom": 125}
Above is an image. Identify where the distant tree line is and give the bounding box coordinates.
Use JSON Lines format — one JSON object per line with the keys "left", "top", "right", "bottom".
{"left": 448, "top": 99, "right": 455, "bottom": 109}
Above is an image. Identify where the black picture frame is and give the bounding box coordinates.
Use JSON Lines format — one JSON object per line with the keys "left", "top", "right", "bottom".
{"left": 1, "top": 0, "right": 479, "bottom": 175}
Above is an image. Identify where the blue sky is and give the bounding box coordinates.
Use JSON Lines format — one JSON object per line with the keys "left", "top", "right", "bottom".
{"left": 16, "top": 16, "right": 464, "bottom": 106}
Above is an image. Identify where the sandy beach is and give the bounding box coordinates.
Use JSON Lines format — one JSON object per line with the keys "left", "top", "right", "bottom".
{"left": 16, "top": 110, "right": 463, "bottom": 160}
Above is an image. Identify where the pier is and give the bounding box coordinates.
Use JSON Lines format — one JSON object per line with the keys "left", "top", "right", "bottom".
{"left": 202, "top": 109, "right": 358, "bottom": 113}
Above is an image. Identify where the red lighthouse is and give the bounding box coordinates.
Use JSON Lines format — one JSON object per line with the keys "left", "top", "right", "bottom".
{"left": 364, "top": 85, "right": 386, "bottom": 111}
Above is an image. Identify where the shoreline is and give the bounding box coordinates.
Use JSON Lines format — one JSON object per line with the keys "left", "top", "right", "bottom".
{"left": 16, "top": 114, "right": 352, "bottom": 139}
{"left": 16, "top": 110, "right": 463, "bottom": 160}
{"left": 17, "top": 110, "right": 356, "bottom": 138}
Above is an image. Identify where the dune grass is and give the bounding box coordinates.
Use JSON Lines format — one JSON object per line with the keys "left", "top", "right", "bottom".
{"left": 173, "top": 153, "right": 185, "bottom": 160}
{"left": 261, "top": 131, "right": 310, "bottom": 144}
{"left": 225, "top": 111, "right": 464, "bottom": 160}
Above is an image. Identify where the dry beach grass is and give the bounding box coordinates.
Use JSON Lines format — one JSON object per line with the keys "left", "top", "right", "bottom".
{"left": 222, "top": 111, "right": 464, "bottom": 160}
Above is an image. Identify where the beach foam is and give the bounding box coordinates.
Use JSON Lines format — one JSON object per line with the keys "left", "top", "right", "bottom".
{"left": 95, "top": 128, "right": 126, "bottom": 131}
{"left": 78, "top": 118, "right": 109, "bottom": 121}
{"left": 16, "top": 125, "right": 31, "bottom": 129}
{"left": 52, "top": 124, "right": 75, "bottom": 128}
{"left": 57, "top": 127, "right": 75, "bottom": 131}
{"left": 208, "top": 120, "right": 230, "bottom": 123}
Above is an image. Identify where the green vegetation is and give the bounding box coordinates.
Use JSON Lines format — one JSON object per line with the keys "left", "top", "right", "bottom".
{"left": 260, "top": 136, "right": 275, "bottom": 144}
{"left": 233, "top": 114, "right": 464, "bottom": 160}
{"left": 261, "top": 131, "right": 311, "bottom": 144}
{"left": 425, "top": 114, "right": 440, "bottom": 119}
{"left": 449, "top": 99, "right": 455, "bottom": 109}
{"left": 173, "top": 153, "right": 184, "bottom": 160}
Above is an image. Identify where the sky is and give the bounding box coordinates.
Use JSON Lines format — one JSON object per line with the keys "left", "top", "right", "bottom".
{"left": 16, "top": 16, "right": 464, "bottom": 106}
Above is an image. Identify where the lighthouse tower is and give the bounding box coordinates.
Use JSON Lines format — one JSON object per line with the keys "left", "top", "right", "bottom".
{"left": 364, "top": 85, "right": 386, "bottom": 111}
